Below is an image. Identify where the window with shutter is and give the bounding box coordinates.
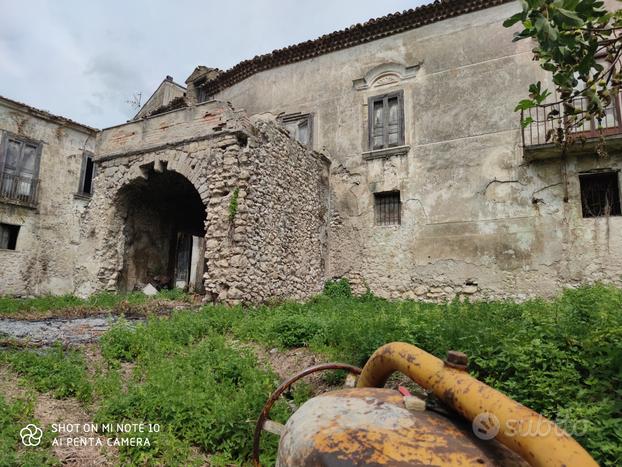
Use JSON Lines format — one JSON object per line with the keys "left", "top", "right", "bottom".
{"left": 278, "top": 113, "right": 314, "bottom": 148}
{"left": 368, "top": 91, "right": 404, "bottom": 150}
{"left": 0, "top": 134, "right": 41, "bottom": 204}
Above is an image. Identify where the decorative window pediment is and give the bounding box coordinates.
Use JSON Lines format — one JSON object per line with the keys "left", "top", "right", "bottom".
{"left": 353, "top": 62, "right": 422, "bottom": 91}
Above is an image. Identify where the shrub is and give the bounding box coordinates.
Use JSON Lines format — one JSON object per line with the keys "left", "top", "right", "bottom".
{"left": 322, "top": 278, "right": 352, "bottom": 298}
{"left": 268, "top": 315, "right": 324, "bottom": 348}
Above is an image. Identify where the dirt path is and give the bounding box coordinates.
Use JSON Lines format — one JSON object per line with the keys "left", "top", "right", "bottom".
{"left": 0, "top": 364, "right": 118, "bottom": 466}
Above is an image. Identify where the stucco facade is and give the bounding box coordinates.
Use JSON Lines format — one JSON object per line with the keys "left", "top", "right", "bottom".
{"left": 0, "top": 97, "right": 96, "bottom": 296}
{"left": 206, "top": 1, "right": 622, "bottom": 301}
{"left": 2, "top": 0, "right": 622, "bottom": 302}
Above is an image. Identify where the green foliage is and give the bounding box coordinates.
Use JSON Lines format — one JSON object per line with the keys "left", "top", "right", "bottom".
{"left": 98, "top": 311, "right": 288, "bottom": 465}
{"left": 506, "top": 0, "right": 622, "bottom": 142}
{"left": 0, "top": 289, "right": 189, "bottom": 315}
{"left": 228, "top": 187, "right": 240, "bottom": 221}
{"left": 6, "top": 285, "right": 619, "bottom": 464}
{"left": 290, "top": 381, "right": 314, "bottom": 407}
{"left": 268, "top": 314, "right": 324, "bottom": 347}
{"left": 1, "top": 344, "right": 92, "bottom": 403}
{"left": 202, "top": 284, "right": 622, "bottom": 465}
{"left": 322, "top": 278, "right": 352, "bottom": 298}
{"left": 0, "top": 394, "right": 59, "bottom": 466}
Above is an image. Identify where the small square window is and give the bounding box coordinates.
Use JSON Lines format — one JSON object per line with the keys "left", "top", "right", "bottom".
{"left": 579, "top": 172, "right": 621, "bottom": 218}
{"left": 0, "top": 223, "right": 20, "bottom": 250}
{"left": 374, "top": 191, "right": 401, "bottom": 226}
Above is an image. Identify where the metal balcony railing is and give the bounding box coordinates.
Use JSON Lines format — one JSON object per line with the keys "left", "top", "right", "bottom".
{"left": 0, "top": 172, "right": 39, "bottom": 207}
{"left": 521, "top": 93, "right": 622, "bottom": 147}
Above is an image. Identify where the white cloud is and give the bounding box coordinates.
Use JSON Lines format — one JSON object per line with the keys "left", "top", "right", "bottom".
{"left": 0, "top": 0, "right": 420, "bottom": 128}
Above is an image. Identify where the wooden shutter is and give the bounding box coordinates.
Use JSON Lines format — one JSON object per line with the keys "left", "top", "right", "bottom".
{"left": 368, "top": 90, "right": 404, "bottom": 150}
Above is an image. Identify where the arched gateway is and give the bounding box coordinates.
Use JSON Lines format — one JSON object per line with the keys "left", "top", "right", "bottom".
{"left": 78, "top": 101, "right": 330, "bottom": 304}
{"left": 115, "top": 169, "right": 207, "bottom": 292}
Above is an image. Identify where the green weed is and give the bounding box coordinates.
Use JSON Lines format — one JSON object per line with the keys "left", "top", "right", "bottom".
{"left": 0, "top": 394, "right": 58, "bottom": 466}
{"left": 1, "top": 344, "right": 93, "bottom": 403}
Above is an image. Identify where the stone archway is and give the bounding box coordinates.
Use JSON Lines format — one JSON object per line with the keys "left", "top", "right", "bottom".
{"left": 113, "top": 169, "right": 207, "bottom": 292}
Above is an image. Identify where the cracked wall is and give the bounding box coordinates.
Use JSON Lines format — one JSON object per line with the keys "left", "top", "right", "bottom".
{"left": 213, "top": 2, "right": 622, "bottom": 301}
{"left": 0, "top": 100, "right": 96, "bottom": 297}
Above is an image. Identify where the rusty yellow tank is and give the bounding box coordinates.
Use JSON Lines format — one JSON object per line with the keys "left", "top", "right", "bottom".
{"left": 254, "top": 343, "right": 598, "bottom": 467}
{"left": 277, "top": 387, "right": 528, "bottom": 466}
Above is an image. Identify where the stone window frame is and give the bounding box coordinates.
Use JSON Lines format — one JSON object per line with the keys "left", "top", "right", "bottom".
{"left": 278, "top": 112, "right": 314, "bottom": 148}
{"left": 77, "top": 151, "right": 96, "bottom": 197}
{"left": 0, "top": 131, "right": 43, "bottom": 205}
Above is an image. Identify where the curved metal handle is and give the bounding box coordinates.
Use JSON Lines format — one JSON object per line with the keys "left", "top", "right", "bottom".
{"left": 357, "top": 342, "right": 597, "bottom": 467}
{"left": 252, "top": 363, "right": 362, "bottom": 467}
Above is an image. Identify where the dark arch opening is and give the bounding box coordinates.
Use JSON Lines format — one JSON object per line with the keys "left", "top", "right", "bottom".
{"left": 115, "top": 170, "right": 207, "bottom": 293}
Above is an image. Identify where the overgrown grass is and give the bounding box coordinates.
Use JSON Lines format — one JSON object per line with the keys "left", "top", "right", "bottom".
{"left": 0, "top": 344, "right": 93, "bottom": 403}
{"left": 2, "top": 284, "right": 620, "bottom": 465}
{"left": 0, "top": 289, "right": 189, "bottom": 315}
{"left": 154, "top": 283, "right": 621, "bottom": 465}
{"left": 98, "top": 316, "right": 288, "bottom": 466}
{"left": 0, "top": 394, "right": 58, "bottom": 466}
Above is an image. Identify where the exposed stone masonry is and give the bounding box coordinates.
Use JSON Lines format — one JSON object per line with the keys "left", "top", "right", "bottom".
{"left": 76, "top": 102, "right": 329, "bottom": 303}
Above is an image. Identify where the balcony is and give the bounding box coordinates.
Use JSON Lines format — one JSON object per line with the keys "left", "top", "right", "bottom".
{"left": 0, "top": 172, "right": 39, "bottom": 208}
{"left": 521, "top": 94, "right": 622, "bottom": 161}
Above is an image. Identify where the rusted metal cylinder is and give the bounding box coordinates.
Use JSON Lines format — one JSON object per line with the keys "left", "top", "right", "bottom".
{"left": 277, "top": 387, "right": 529, "bottom": 466}
{"left": 356, "top": 342, "right": 597, "bottom": 467}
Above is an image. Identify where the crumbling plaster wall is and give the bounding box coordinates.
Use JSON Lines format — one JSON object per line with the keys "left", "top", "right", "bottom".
{"left": 213, "top": 2, "right": 622, "bottom": 300}
{"left": 0, "top": 102, "right": 96, "bottom": 296}
{"left": 78, "top": 102, "right": 329, "bottom": 303}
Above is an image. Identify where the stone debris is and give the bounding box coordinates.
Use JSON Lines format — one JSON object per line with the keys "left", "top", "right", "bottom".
{"left": 142, "top": 283, "right": 158, "bottom": 296}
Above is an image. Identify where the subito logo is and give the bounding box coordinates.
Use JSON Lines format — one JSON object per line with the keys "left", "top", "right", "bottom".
{"left": 472, "top": 412, "right": 500, "bottom": 440}
{"left": 20, "top": 424, "right": 43, "bottom": 447}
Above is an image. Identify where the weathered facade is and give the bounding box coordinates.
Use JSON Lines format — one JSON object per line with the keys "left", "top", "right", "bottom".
{"left": 0, "top": 96, "right": 96, "bottom": 296}
{"left": 78, "top": 102, "right": 329, "bottom": 303}
{"left": 2, "top": 0, "right": 622, "bottom": 302}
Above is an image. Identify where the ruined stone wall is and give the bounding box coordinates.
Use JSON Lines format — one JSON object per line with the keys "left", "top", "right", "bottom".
{"left": 224, "top": 116, "right": 330, "bottom": 302}
{"left": 213, "top": 2, "right": 622, "bottom": 301}
{"left": 0, "top": 100, "right": 96, "bottom": 296}
{"left": 79, "top": 102, "right": 329, "bottom": 303}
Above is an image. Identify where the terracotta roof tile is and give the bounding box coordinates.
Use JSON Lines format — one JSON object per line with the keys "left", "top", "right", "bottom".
{"left": 204, "top": 0, "right": 512, "bottom": 95}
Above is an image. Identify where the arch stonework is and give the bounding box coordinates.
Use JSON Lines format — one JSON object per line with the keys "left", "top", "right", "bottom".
{"left": 75, "top": 102, "right": 331, "bottom": 304}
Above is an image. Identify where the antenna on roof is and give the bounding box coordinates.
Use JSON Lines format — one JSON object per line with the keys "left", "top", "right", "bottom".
{"left": 126, "top": 92, "right": 142, "bottom": 110}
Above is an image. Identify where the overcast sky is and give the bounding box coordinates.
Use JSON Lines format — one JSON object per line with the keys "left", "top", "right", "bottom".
{"left": 0, "top": 0, "right": 424, "bottom": 129}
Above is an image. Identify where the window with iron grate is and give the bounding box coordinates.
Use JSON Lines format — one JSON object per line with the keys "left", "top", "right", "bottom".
{"left": 374, "top": 191, "right": 401, "bottom": 226}
{"left": 579, "top": 171, "right": 621, "bottom": 218}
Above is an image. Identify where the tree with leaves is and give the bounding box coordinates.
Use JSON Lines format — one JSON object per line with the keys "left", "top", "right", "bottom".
{"left": 506, "top": 0, "right": 622, "bottom": 153}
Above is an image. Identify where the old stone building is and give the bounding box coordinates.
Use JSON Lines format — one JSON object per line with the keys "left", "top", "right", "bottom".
{"left": 0, "top": 96, "right": 97, "bottom": 296}
{"left": 2, "top": 0, "right": 622, "bottom": 302}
